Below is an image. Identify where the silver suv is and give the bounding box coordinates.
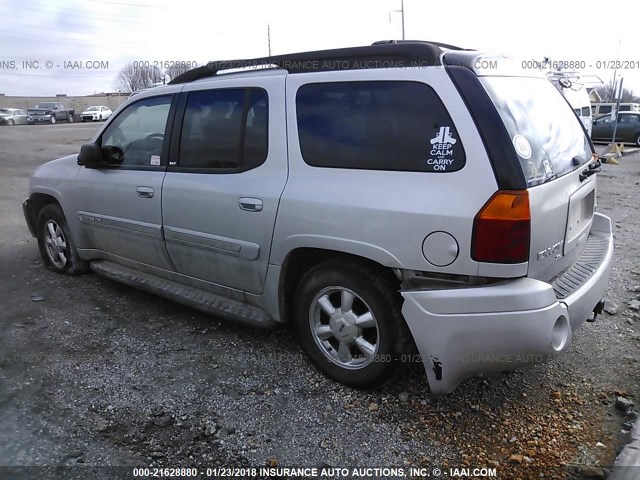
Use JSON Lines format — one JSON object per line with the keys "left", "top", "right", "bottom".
{"left": 23, "top": 42, "right": 613, "bottom": 394}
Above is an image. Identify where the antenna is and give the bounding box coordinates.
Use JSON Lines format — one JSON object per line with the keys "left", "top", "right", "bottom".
{"left": 267, "top": 25, "right": 272, "bottom": 56}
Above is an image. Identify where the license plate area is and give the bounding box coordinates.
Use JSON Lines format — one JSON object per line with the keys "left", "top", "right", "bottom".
{"left": 564, "top": 183, "right": 595, "bottom": 255}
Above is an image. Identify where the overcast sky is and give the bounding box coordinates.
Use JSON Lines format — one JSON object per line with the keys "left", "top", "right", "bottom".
{"left": 0, "top": 0, "right": 638, "bottom": 97}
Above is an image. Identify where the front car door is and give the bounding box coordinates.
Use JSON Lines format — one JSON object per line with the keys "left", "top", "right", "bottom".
{"left": 161, "top": 74, "right": 288, "bottom": 294}
{"left": 591, "top": 115, "right": 613, "bottom": 141}
{"left": 74, "top": 92, "right": 178, "bottom": 271}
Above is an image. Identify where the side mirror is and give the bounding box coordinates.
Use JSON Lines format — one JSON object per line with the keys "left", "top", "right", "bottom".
{"left": 77, "top": 143, "right": 124, "bottom": 167}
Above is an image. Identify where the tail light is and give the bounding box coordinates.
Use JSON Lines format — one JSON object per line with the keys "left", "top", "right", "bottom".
{"left": 471, "top": 190, "right": 530, "bottom": 264}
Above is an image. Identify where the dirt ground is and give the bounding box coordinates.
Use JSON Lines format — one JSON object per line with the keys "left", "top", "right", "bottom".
{"left": 0, "top": 124, "right": 639, "bottom": 480}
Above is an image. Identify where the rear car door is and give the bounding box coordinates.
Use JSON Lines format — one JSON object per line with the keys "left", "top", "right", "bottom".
{"left": 161, "top": 74, "right": 287, "bottom": 294}
{"left": 74, "top": 94, "right": 177, "bottom": 270}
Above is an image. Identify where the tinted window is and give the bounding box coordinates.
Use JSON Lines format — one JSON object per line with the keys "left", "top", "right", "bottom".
{"left": 599, "top": 105, "right": 612, "bottom": 114}
{"left": 178, "top": 88, "right": 268, "bottom": 170}
{"left": 619, "top": 105, "right": 631, "bottom": 111}
{"left": 101, "top": 95, "right": 172, "bottom": 167}
{"left": 581, "top": 107, "right": 591, "bottom": 116}
{"left": 482, "top": 77, "right": 592, "bottom": 187}
{"left": 296, "top": 81, "right": 465, "bottom": 172}
{"left": 620, "top": 114, "right": 639, "bottom": 123}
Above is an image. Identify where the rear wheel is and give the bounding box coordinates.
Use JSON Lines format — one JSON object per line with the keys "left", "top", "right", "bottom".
{"left": 293, "top": 259, "right": 409, "bottom": 388}
{"left": 36, "top": 204, "right": 88, "bottom": 275}
{"left": 635, "top": 133, "right": 640, "bottom": 147}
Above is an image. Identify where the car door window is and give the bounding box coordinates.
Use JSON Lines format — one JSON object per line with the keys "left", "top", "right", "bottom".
{"left": 176, "top": 88, "right": 268, "bottom": 171}
{"left": 101, "top": 95, "right": 172, "bottom": 167}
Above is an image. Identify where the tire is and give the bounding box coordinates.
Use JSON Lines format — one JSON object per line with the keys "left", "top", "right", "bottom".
{"left": 635, "top": 133, "right": 640, "bottom": 147}
{"left": 293, "top": 259, "right": 409, "bottom": 388}
{"left": 7, "top": 119, "right": 14, "bottom": 126}
{"left": 99, "top": 115, "right": 102, "bottom": 121}
{"left": 36, "top": 204, "right": 88, "bottom": 275}
{"left": 49, "top": 115, "right": 56, "bottom": 124}
{"left": 68, "top": 113, "right": 74, "bottom": 123}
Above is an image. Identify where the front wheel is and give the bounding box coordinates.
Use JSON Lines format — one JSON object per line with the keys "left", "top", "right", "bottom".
{"left": 7, "top": 119, "right": 14, "bottom": 126}
{"left": 49, "top": 115, "right": 56, "bottom": 124}
{"left": 293, "top": 259, "right": 409, "bottom": 388}
{"left": 36, "top": 204, "right": 88, "bottom": 275}
{"left": 68, "top": 113, "right": 74, "bottom": 123}
{"left": 635, "top": 133, "right": 640, "bottom": 147}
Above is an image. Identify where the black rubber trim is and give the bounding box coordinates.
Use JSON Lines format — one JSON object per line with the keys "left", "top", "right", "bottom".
{"left": 445, "top": 66, "right": 527, "bottom": 190}
{"left": 169, "top": 43, "right": 443, "bottom": 84}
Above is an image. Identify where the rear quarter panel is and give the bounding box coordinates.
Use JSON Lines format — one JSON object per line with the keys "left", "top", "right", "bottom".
{"left": 272, "top": 67, "right": 498, "bottom": 276}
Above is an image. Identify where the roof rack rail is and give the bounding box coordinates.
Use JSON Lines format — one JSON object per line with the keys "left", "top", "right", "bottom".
{"left": 169, "top": 42, "right": 450, "bottom": 85}
{"left": 371, "top": 39, "right": 470, "bottom": 51}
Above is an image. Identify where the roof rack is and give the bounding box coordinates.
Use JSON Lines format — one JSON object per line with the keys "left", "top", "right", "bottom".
{"left": 371, "top": 39, "right": 469, "bottom": 51}
{"left": 169, "top": 41, "right": 458, "bottom": 85}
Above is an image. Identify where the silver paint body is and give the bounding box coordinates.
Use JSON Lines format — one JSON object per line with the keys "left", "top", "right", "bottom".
{"left": 27, "top": 64, "right": 613, "bottom": 393}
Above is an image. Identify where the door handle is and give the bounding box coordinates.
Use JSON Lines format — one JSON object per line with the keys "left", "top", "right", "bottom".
{"left": 238, "top": 197, "right": 263, "bottom": 212}
{"left": 136, "top": 186, "right": 154, "bottom": 198}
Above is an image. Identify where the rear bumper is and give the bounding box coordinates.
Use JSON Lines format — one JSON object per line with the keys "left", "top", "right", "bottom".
{"left": 401, "top": 213, "right": 613, "bottom": 395}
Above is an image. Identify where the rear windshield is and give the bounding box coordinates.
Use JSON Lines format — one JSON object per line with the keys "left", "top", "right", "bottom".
{"left": 481, "top": 77, "right": 592, "bottom": 187}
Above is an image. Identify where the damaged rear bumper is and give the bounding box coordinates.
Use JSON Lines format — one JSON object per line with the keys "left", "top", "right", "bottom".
{"left": 401, "top": 213, "right": 613, "bottom": 395}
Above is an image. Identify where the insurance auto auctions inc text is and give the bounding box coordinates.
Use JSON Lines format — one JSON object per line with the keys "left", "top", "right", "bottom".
{"left": 195, "top": 466, "right": 498, "bottom": 478}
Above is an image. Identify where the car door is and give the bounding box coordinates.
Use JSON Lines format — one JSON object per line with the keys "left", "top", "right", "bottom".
{"left": 592, "top": 115, "right": 613, "bottom": 141}
{"left": 74, "top": 93, "right": 178, "bottom": 270}
{"left": 161, "top": 75, "right": 287, "bottom": 294}
{"left": 618, "top": 113, "right": 640, "bottom": 142}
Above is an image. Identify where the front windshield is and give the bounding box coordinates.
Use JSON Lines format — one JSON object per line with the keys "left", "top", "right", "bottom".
{"left": 0, "top": 109, "right": 10, "bottom": 114}
{"left": 87, "top": 106, "right": 100, "bottom": 111}
{"left": 481, "top": 77, "right": 592, "bottom": 187}
{"left": 35, "top": 103, "right": 56, "bottom": 109}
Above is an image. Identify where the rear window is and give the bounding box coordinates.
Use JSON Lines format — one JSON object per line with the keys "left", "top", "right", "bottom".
{"left": 296, "top": 81, "right": 465, "bottom": 172}
{"left": 481, "top": 77, "right": 592, "bottom": 187}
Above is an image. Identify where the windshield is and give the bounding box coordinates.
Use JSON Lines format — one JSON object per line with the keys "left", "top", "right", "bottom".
{"left": 481, "top": 77, "right": 592, "bottom": 187}
{"left": 35, "top": 103, "right": 56, "bottom": 109}
{"left": 87, "top": 106, "right": 100, "bottom": 111}
{"left": 0, "top": 109, "right": 10, "bottom": 114}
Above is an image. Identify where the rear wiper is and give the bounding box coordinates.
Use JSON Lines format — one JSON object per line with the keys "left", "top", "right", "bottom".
{"left": 579, "top": 158, "right": 601, "bottom": 182}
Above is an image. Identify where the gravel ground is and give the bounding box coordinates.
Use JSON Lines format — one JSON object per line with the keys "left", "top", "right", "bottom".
{"left": 0, "top": 124, "right": 639, "bottom": 480}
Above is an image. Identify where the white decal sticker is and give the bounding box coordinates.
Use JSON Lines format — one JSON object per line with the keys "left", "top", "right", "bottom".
{"left": 512, "top": 135, "right": 532, "bottom": 159}
{"left": 426, "top": 126, "right": 458, "bottom": 172}
{"left": 150, "top": 155, "right": 160, "bottom": 166}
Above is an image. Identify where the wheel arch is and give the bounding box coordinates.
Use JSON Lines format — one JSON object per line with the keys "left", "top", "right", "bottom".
{"left": 277, "top": 247, "right": 402, "bottom": 324}
{"left": 28, "top": 192, "right": 61, "bottom": 231}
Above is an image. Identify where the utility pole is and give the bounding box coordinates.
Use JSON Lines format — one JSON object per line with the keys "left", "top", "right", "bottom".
{"left": 401, "top": 0, "right": 405, "bottom": 40}
{"left": 390, "top": 0, "right": 405, "bottom": 40}
{"left": 611, "top": 76, "right": 624, "bottom": 145}
{"left": 267, "top": 25, "right": 272, "bottom": 56}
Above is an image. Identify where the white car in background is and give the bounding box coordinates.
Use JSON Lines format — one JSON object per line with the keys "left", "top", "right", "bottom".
{"left": 80, "top": 106, "right": 112, "bottom": 122}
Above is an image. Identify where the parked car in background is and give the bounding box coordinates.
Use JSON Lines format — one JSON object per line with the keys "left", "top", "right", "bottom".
{"left": 81, "top": 106, "right": 112, "bottom": 122}
{"left": 0, "top": 108, "right": 28, "bottom": 126}
{"left": 591, "top": 112, "right": 640, "bottom": 146}
{"left": 27, "top": 102, "right": 74, "bottom": 124}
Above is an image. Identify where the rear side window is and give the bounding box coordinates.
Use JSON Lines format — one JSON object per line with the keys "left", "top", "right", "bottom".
{"left": 177, "top": 88, "right": 268, "bottom": 171}
{"left": 296, "top": 81, "right": 465, "bottom": 172}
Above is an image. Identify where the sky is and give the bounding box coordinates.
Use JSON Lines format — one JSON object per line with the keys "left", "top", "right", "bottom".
{"left": 0, "top": 0, "right": 639, "bottom": 97}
